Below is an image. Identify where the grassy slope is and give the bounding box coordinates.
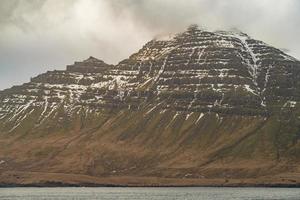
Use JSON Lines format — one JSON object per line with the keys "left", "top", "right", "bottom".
{"left": 0, "top": 103, "right": 300, "bottom": 186}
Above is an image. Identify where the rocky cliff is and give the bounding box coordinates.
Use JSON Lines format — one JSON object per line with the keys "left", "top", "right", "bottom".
{"left": 0, "top": 25, "right": 300, "bottom": 186}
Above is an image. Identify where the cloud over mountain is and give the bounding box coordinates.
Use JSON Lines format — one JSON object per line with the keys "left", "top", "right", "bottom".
{"left": 0, "top": 0, "right": 299, "bottom": 89}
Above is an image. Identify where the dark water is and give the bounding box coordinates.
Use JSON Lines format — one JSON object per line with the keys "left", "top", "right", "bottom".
{"left": 0, "top": 187, "right": 299, "bottom": 200}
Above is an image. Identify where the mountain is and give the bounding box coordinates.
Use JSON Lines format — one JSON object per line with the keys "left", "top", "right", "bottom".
{"left": 0, "top": 25, "right": 300, "bottom": 187}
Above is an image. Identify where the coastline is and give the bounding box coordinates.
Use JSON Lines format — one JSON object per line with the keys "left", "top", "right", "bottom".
{"left": 1, "top": 183, "right": 300, "bottom": 188}
{"left": 1, "top": 171, "right": 299, "bottom": 188}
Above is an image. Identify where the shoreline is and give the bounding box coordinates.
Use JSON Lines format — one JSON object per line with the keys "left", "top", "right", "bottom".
{"left": 1, "top": 171, "right": 299, "bottom": 188}
{"left": 1, "top": 182, "right": 300, "bottom": 188}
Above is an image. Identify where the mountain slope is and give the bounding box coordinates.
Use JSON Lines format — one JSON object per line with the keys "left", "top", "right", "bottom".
{"left": 0, "top": 26, "right": 300, "bottom": 186}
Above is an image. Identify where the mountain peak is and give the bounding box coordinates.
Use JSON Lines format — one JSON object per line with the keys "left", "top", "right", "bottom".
{"left": 66, "top": 56, "right": 112, "bottom": 73}
{"left": 186, "top": 24, "right": 201, "bottom": 32}
{"left": 83, "top": 56, "right": 104, "bottom": 63}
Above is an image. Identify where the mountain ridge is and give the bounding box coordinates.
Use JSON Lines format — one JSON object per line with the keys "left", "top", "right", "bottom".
{"left": 0, "top": 25, "right": 300, "bottom": 186}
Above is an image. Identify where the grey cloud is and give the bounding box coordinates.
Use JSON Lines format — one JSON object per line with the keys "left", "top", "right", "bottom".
{"left": 0, "top": 0, "right": 299, "bottom": 90}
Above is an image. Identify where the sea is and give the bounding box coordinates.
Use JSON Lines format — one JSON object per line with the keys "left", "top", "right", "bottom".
{"left": 0, "top": 187, "right": 299, "bottom": 200}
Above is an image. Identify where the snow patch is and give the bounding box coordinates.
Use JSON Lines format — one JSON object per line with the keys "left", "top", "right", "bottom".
{"left": 185, "top": 112, "right": 193, "bottom": 120}
{"left": 195, "top": 113, "right": 204, "bottom": 124}
{"left": 283, "top": 101, "right": 297, "bottom": 108}
{"left": 166, "top": 112, "right": 180, "bottom": 128}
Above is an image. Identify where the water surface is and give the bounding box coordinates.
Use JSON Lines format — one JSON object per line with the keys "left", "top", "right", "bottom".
{"left": 0, "top": 187, "right": 299, "bottom": 200}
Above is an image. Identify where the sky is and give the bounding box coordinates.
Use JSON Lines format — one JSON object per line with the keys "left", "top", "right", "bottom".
{"left": 0, "top": 0, "right": 299, "bottom": 90}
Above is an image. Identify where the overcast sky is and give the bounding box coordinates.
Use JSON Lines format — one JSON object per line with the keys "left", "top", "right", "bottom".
{"left": 0, "top": 0, "right": 299, "bottom": 90}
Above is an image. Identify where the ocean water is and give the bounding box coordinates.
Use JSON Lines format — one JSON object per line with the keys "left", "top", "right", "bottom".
{"left": 0, "top": 187, "right": 299, "bottom": 200}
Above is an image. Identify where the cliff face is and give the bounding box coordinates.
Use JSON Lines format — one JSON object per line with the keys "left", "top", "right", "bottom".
{"left": 0, "top": 26, "right": 300, "bottom": 186}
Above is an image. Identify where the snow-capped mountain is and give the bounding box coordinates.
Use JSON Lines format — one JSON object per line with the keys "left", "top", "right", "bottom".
{"left": 0, "top": 25, "right": 299, "bottom": 186}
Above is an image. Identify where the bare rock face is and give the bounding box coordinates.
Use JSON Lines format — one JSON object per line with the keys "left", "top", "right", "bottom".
{"left": 66, "top": 56, "right": 113, "bottom": 73}
{"left": 0, "top": 26, "right": 300, "bottom": 186}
